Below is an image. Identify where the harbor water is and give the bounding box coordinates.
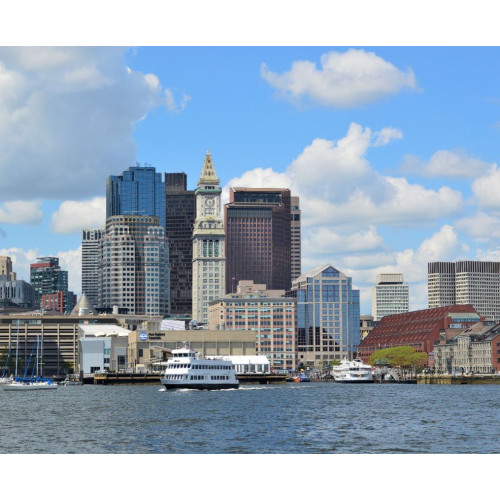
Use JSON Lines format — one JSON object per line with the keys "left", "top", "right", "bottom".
{"left": 1, "top": 382, "right": 499, "bottom": 454}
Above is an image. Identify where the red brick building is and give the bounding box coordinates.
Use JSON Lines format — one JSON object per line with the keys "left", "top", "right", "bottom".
{"left": 357, "top": 305, "right": 481, "bottom": 363}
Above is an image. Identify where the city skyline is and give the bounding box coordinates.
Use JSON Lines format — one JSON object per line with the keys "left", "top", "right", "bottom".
{"left": 3, "top": 47, "right": 500, "bottom": 314}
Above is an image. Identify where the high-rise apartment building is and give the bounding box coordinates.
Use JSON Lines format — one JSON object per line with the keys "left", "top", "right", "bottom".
{"left": 106, "top": 164, "right": 166, "bottom": 227}
{"left": 99, "top": 215, "right": 169, "bottom": 316}
{"left": 192, "top": 152, "right": 225, "bottom": 324}
{"left": 208, "top": 280, "right": 297, "bottom": 370}
{"left": 165, "top": 173, "right": 195, "bottom": 316}
{"left": 371, "top": 273, "right": 409, "bottom": 321}
{"left": 290, "top": 196, "right": 301, "bottom": 281}
{"left": 428, "top": 261, "right": 500, "bottom": 322}
{"left": 82, "top": 228, "right": 103, "bottom": 307}
{"left": 225, "top": 187, "right": 291, "bottom": 294}
{"left": 290, "top": 264, "right": 360, "bottom": 367}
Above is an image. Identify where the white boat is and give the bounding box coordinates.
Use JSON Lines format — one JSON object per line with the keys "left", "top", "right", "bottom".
{"left": 0, "top": 376, "right": 14, "bottom": 385}
{"left": 331, "top": 358, "right": 374, "bottom": 383}
{"left": 160, "top": 344, "right": 239, "bottom": 390}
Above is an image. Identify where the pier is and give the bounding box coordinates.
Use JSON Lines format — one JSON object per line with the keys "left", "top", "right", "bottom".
{"left": 93, "top": 373, "right": 161, "bottom": 385}
{"left": 418, "top": 374, "right": 500, "bottom": 384}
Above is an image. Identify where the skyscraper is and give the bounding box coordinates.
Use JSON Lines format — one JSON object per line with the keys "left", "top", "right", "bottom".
{"left": 0, "top": 256, "right": 16, "bottom": 281}
{"left": 82, "top": 228, "right": 103, "bottom": 307}
{"left": 165, "top": 173, "right": 195, "bottom": 316}
{"left": 192, "top": 152, "right": 225, "bottom": 324}
{"left": 99, "top": 215, "right": 169, "bottom": 316}
{"left": 371, "top": 273, "right": 409, "bottom": 321}
{"left": 106, "top": 163, "right": 166, "bottom": 227}
{"left": 428, "top": 261, "right": 500, "bottom": 322}
{"left": 290, "top": 264, "right": 360, "bottom": 367}
{"left": 290, "top": 196, "right": 301, "bottom": 281}
{"left": 225, "top": 187, "right": 291, "bottom": 294}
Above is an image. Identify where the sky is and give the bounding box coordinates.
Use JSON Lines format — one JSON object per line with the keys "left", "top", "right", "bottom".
{"left": 2, "top": 45, "right": 500, "bottom": 314}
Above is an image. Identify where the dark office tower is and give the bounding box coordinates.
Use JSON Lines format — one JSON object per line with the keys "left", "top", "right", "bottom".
{"left": 99, "top": 215, "right": 169, "bottom": 316}
{"left": 106, "top": 163, "right": 166, "bottom": 227}
{"left": 225, "top": 188, "right": 292, "bottom": 293}
{"left": 82, "top": 228, "right": 103, "bottom": 307}
{"left": 165, "top": 173, "right": 195, "bottom": 316}
{"left": 290, "top": 196, "right": 301, "bottom": 280}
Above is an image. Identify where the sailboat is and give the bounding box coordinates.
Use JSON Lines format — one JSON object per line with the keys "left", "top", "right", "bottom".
{"left": 0, "top": 337, "right": 14, "bottom": 384}
{"left": 2, "top": 333, "right": 58, "bottom": 391}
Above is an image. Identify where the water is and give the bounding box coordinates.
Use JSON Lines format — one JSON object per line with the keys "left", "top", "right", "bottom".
{"left": 0, "top": 382, "right": 499, "bottom": 453}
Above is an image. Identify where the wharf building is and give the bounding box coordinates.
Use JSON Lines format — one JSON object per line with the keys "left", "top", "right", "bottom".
{"left": 357, "top": 304, "right": 481, "bottom": 363}
{"left": 82, "top": 228, "right": 103, "bottom": 308}
{"left": 433, "top": 321, "right": 500, "bottom": 375}
{"left": 428, "top": 261, "right": 500, "bottom": 322}
{"left": 30, "top": 257, "right": 76, "bottom": 313}
{"left": 225, "top": 187, "right": 292, "bottom": 294}
{"left": 371, "top": 273, "right": 409, "bottom": 321}
{"left": 192, "top": 152, "right": 225, "bottom": 324}
{"left": 289, "top": 264, "right": 361, "bottom": 368}
{"left": 208, "top": 280, "right": 297, "bottom": 370}
{"left": 165, "top": 173, "right": 196, "bottom": 316}
{"left": 98, "top": 215, "right": 170, "bottom": 317}
{"left": 106, "top": 163, "right": 166, "bottom": 227}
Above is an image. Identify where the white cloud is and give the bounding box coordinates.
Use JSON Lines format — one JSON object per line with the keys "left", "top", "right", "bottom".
{"left": 58, "top": 246, "right": 82, "bottom": 296}
{"left": 472, "top": 165, "right": 500, "bottom": 210}
{"left": 0, "top": 47, "right": 186, "bottom": 201}
{"left": 373, "top": 127, "right": 403, "bottom": 147}
{"left": 401, "top": 150, "right": 493, "bottom": 178}
{"left": 456, "top": 212, "right": 500, "bottom": 240}
{"left": 165, "top": 88, "right": 192, "bottom": 113}
{"left": 51, "top": 197, "right": 106, "bottom": 234}
{"left": 261, "top": 48, "right": 418, "bottom": 109}
{"left": 0, "top": 200, "right": 43, "bottom": 225}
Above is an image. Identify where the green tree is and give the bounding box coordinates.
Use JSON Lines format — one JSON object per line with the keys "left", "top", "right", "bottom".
{"left": 369, "top": 346, "right": 428, "bottom": 370}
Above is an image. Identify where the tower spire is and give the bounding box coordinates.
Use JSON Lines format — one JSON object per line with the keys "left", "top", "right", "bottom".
{"left": 198, "top": 150, "right": 219, "bottom": 186}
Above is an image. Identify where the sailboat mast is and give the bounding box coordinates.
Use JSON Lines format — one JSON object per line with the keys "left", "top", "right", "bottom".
{"left": 14, "top": 320, "right": 19, "bottom": 379}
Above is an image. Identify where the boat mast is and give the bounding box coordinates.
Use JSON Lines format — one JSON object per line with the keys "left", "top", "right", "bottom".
{"left": 14, "top": 320, "right": 19, "bottom": 379}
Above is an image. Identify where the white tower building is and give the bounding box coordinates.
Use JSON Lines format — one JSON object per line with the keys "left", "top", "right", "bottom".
{"left": 192, "top": 151, "right": 226, "bottom": 324}
{"left": 371, "top": 273, "right": 409, "bottom": 321}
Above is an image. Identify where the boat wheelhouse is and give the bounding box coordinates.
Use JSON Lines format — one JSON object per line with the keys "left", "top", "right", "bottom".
{"left": 160, "top": 344, "right": 239, "bottom": 390}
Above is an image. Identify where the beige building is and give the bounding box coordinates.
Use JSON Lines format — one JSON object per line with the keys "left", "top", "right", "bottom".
{"left": 128, "top": 329, "right": 256, "bottom": 370}
{"left": 208, "top": 280, "right": 297, "bottom": 371}
{"left": 0, "top": 256, "right": 16, "bottom": 281}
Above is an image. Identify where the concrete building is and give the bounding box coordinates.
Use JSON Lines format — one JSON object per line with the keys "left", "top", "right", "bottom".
{"left": 357, "top": 304, "right": 481, "bottom": 363}
{"left": 290, "top": 196, "right": 301, "bottom": 281}
{"left": 192, "top": 152, "right": 225, "bottom": 324}
{"left": 360, "top": 315, "right": 377, "bottom": 340}
{"left": 371, "top": 273, "right": 409, "bottom": 321}
{"left": 0, "top": 258, "right": 35, "bottom": 309}
{"left": 99, "top": 215, "right": 169, "bottom": 316}
{"left": 165, "top": 173, "right": 196, "bottom": 316}
{"left": 225, "top": 187, "right": 292, "bottom": 293}
{"left": 428, "top": 261, "right": 500, "bottom": 322}
{"left": 106, "top": 163, "right": 166, "bottom": 227}
{"left": 0, "top": 256, "right": 16, "bottom": 281}
{"left": 433, "top": 322, "right": 500, "bottom": 374}
{"left": 82, "top": 228, "right": 103, "bottom": 308}
{"left": 208, "top": 280, "right": 297, "bottom": 370}
{"left": 290, "top": 264, "right": 361, "bottom": 367}
{"left": 128, "top": 329, "right": 256, "bottom": 370}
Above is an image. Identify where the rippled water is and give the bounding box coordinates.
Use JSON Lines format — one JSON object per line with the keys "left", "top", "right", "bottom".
{"left": 0, "top": 382, "right": 499, "bottom": 453}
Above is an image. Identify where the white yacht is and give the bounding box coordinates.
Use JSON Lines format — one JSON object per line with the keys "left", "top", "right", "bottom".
{"left": 331, "top": 358, "right": 374, "bottom": 383}
{"left": 2, "top": 378, "right": 58, "bottom": 391}
{"left": 160, "top": 344, "right": 239, "bottom": 390}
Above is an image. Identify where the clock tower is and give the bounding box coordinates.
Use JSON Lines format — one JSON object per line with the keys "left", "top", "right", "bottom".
{"left": 192, "top": 151, "right": 226, "bottom": 323}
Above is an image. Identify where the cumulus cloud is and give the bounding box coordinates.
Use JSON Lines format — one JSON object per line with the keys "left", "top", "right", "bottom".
{"left": 51, "top": 197, "right": 106, "bottom": 234}
{"left": 0, "top": 200, "right": 43, "bottom": 225}
{"left": 401, "top": 150, "right": 494, "bottom": 178}
{"left": 456, "top": 212, "right": 500, "bottom": 240}
{"left": 165, "top": 89, "right": 192, "bottom": 112}
{"left": 0, "top": 47, "right": 186, "bottom": 201}
{"left": 261, "top": 48, "right": 418, "bottom": 109}
{"left": 472, "top": 165, "right": 500, "bottom": 210}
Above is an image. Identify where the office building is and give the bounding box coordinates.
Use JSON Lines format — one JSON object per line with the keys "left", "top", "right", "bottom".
{"left": 0, "top": 256, "right": 16, "bottom": 281}
{"left": 290, "top": 196, "right": 301, "bottom": 280}
{"left": 82, "top": 228, "right": 103, "bottom": 307}
{"left": 165, "top": 173, "right": 196, "bottom": 316}
{"left": 428, "top": 261, "right": 500, "bottom": 322}
{"left": 357, "top": 304, "right": 480, "bottom": 363}
{"left": 30, "top": 257, "right": 71, "bottom": 309}
{"left": 371, "top": 273, "right": 409, "bottom": 321}
{"left": 99, "top": 215, "right": 169, "bottom": 316}
{"left": 106, "top": 163, "right": 166, "bottom": 227}
{"left": 225, "top": 187, "right": 291, "bottom": 294}
{"left": 290, "top": 264, "right": 360, "bottom": 367}
{"left": 192, "top": 152, "right": 226, "bottom": 324}
{"left": 208, "top": 280, "right": 297, "bottom": 370}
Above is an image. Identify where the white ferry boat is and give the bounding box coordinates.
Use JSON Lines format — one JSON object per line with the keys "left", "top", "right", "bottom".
{"left": 160, "top": 344, "right": 239, "bottom": 390}
{"left": 331, "top": 358, "right": 374, "bottom": 383}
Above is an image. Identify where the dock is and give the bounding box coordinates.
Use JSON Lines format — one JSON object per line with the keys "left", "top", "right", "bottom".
{"left": 93, "top": 373, "right": 161, "bottom": 385}
{"left": 417, "top": 374, "right": 500, "bottom": 385}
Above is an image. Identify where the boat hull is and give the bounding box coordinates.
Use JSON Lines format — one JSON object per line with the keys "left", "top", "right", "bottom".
{"left": 161, "top": 381, "right": 239, "bottom": 390}
{"left": 2, "top": 383, "right": 58, "bottom": 391}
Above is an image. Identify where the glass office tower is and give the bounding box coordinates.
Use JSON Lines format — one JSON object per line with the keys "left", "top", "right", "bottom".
{"left": 106, "top": 164, "right": 166, "bottom": 227}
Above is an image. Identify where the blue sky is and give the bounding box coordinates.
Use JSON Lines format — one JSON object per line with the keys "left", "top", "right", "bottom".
{"left": 2, "top": 45, "right": 500, "bottom": 314}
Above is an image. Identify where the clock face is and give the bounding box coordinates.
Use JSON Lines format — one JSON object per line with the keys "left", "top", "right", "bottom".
{"left": 206, "top": 198, "right": 214, "bottom": 207}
